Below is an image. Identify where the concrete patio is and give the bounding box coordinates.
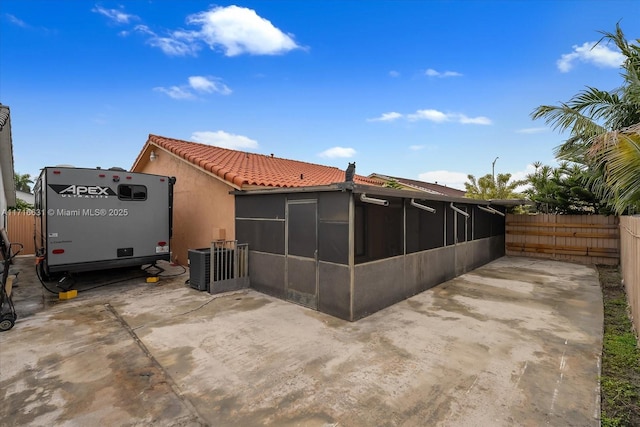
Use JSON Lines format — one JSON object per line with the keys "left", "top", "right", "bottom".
{"left": 0, "top": 255, "right": 603, "bottom": 426}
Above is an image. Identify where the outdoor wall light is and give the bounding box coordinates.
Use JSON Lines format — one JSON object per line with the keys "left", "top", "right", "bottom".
{"left": 360, "top": 194, "right": 389, "bottom": 206}
{"left": 478, "top": 205, "right": 506, "bottom": 217}
{"left": 149, "top": 150, "right": 158, "bottom": 162}
{"left": 449, "top": 202, "right": 470, "bottom": 218}
{"left": 411, "top": 199, "right": 436, "bottom": 213}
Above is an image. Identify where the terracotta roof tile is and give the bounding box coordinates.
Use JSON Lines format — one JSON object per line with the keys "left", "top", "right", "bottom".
{"left": 147, "top": 134, "right": 381, "bottom": 188}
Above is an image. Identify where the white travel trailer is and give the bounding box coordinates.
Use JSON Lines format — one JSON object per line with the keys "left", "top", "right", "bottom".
{"left": 34, "top": 166, "right": 175, "bottom": 276}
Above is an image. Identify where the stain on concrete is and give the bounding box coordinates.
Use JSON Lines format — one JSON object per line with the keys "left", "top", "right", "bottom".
{"left": 223, "top": 295, "right": 272, "bottom": 313}
{"left": 429, "top": 288, "right": 490, "bottom": 322}
{"left": 476, "top": 266, "right": 553, "bottom": 284}
{"left": 1, "top": 256, "right": 602, "bottom": 426}
{"left": 1, "top": 295, "right": 200, "bottom": 425}
{"left": 158, "top": 346, "right": 196, "bottom": 380}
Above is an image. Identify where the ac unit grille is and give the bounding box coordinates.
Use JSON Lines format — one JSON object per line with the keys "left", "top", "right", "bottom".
{"left": 188, "top": 248, "right": 210, "bottom": 291}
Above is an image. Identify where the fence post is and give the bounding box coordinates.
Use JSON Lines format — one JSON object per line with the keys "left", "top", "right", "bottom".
{"left": 620, "top": 216, "right": 639, "bottom": 335}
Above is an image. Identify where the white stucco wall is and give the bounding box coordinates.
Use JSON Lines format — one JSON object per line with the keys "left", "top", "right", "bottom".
{"left": 0, "top": 103, "right": 16, "bottom": 230}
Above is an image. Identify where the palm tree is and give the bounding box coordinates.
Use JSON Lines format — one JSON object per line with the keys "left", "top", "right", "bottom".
{"left": 14, "top": 172, "right": 33, "bottom": 193}
{"left": 531, "top": 23, "right": 640, "bottom": 214}
{"left": 465, "top": 173, "right": 525, "bottom": 200}
{"left": 532, "top": 24, "right": 639, "bottom": 161}
{"left": 588, "top": 123, "right": 640, "bottom": 213}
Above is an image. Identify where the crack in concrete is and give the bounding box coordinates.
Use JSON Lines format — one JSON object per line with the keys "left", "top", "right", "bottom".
{"left": 104, "top": 303, "right": 209, "bottom": 426}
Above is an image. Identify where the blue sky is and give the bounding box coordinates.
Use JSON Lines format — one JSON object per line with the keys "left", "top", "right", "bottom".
{"left": 2, "top": 1, "right": 639, "bottom": 190}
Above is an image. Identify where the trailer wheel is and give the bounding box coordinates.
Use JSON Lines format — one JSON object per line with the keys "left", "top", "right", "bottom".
{"left": 0, "top": 314, "right": 15, "bottom": 332}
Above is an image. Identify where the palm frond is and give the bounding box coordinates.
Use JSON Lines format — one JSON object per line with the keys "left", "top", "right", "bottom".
{"left": 589, "top": 124, "right": 640, "bottom": 213}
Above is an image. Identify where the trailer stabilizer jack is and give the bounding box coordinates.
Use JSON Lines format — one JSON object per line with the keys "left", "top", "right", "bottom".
{"left": 58, "top": 275, "right": 75, "bottom": 292}
{"left": 59, "top": 290, "right": 78, "bottom": 300}
{"left": 143, "top": 262, "right": 165, "bottom": 276}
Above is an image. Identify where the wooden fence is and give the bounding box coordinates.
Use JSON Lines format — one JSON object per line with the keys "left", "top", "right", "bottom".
{"left": 620, "top": 215, "right": 640, "bottom": 335}
{"left": 505, "top": 214, "right": 620, "bottom": 266}
{"left": 5, "top": 211, "right": 36, "bottom": 255}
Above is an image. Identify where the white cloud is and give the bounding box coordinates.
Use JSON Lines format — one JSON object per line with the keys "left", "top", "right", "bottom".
{"left": 391, "top": 110, "right": 492, "bottom": 125}
{"left": 134, "top": 24, "right": 153, "bottom": 35}
{"left": 188, "top": 76, "right": 232, "bottom": 95}
{"left": 152, "top": 37, "right": 199, "bottom": 56}
{"left": 191, "top": 130, "right": 258, "bottom": 150}
{"left": 367, "top": 109, "right": 493, "bottom": 125}
{"left": 425, "top": 68, "right": 463, "bottom": 78}
{"left": 510, "top": 163, "right": 537, "bottom": 181}
{"left": 7, "top": 14, "right": 28, "bottom": 28}
{"left": 408, "top": 109, "right": 449, "bottom": 122}
{"left": 458, "top": 114, "right": 492, "bottom": 125}
{"left": 153, "top": 86, "right": 194, "bottom": 100}
{"left": 368, "top": 112, "right": 403, "bottom": 122}
{"left": 417, "top": 171, "right": 468, "bottom": 190}
{"left": 318, "top": 147, "right": 356, "bottom": 158}
{"left": 509, "top": 164, "right": 538, "bottom": 192}
{"left": 516, "top": 127, "right": 548, "bottom": 134}
{"left": 144, "top": 34, "right": 199, "bottom": 56}
{"left": 409, "top": 145, "right": 425, "bottom": 151}
{"left": 183, "top": 5, "right": 301, "bottom": 56}
{"left": 389, "top": 70, "right": 400, "bottom": 77}
{"left": 557, "top": 41, "right": 625, "bottom": 72}
{"left": 92, "top": 5, "right": 138, "bottom": 24}
{"left": 128, "top": 6, "right": 300, "bottom": 57}
{"left": 155, "top": 76, "right": 231, "bottom": 99}
{"left": 133, "top": 24, "right": 199, "bottom": 55}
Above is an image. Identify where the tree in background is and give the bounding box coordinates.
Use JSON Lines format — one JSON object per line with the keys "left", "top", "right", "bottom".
{"left": 382, "top": 179, "right": 404, "bottom": 189}
{"left": 8, "top": 199, "right": 33, "bottom": 211}
{"left": 465, "top": 173, "right": 525, "bottom": 200}
{"left": 14, "top": 172, "right": 33, "bottom": 193}
{"left": 9, "top": 172, "right": 35, "bottom": 211}
{"left": 531, "top": 24, "right": 640, "bottom": 214}
{"left": 524, "top": 162, "right": 610, "bottom": 214}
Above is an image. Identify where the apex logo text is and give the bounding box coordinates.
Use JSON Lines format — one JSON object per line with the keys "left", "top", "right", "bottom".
{"left": 49, "top": 184, "right": 117, "bottom": 198}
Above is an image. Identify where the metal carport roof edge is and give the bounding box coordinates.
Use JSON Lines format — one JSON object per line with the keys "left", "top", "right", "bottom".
{"left": 231, "top": 182, "right": 532, "bottom": 207}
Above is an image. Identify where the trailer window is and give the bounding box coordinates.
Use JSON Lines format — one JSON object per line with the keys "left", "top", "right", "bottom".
{"left": 118, "top": 185, "right": 147, "bottom": 201}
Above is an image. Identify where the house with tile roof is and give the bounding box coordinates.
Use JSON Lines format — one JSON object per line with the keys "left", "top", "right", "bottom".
{"left": 131, "top": 134, "right": 381, "bottom": 264}
{"left": 368, "top": 173, "right": 466, "bottom": 198}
